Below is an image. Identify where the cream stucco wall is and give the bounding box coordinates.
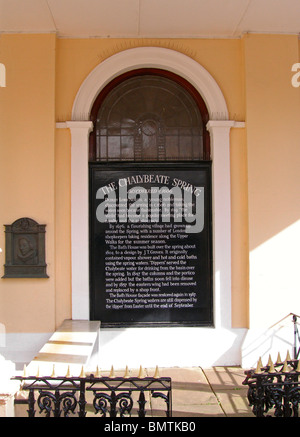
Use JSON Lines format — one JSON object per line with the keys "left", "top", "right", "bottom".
{"left": 243, "top": 34, "right": 300, "bottom": 329}
{"left": 1, "top": 33, "right": 299, "bottom": 354}
{"left": 0, "top": 34, "right": 57, "bottom": 334}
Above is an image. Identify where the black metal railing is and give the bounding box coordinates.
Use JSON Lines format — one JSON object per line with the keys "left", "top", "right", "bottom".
{"left": 243, "top": 353, "right": 300, "bottom": 417}
{"left": 13, "top": 368, "right": 172, "bottom": 418}
{"left": 243, "top": 314, "right": 300, "bottom": 417}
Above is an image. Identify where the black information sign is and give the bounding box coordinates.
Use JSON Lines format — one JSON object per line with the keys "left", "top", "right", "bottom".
{"left": 89, "top": 163, "right": 212, "bottom": 327}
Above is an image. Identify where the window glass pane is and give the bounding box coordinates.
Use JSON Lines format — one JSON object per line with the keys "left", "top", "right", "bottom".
{"left": 93, "top": 75, "right": 204, "bottom": 162}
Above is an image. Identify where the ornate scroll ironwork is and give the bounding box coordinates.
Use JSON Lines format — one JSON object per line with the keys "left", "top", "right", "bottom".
{"left": 243, "top": 355, "right": 300, "bottom": 417}
{"left": 13, "top": 372, "right": 172, "bottom": 418}
{"left": 93, "top": 391, "right": 133, "bottom": 417}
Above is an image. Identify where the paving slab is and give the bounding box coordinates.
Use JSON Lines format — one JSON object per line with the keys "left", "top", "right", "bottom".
{"left": 149, "top": 367, "right": 224, "bottom": 417}
{"left": 150, "top": 366, "right": 254, "bottom": 417}
{"left": 201, "top": 366, "right": 253, "bottom": 417}
{"left": 203, "top": 366, "right": 247, "bottom": 389}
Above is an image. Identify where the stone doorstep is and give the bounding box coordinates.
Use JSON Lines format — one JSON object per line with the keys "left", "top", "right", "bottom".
{"left": 27, "top": 319, "right": 100, "bottom": 377}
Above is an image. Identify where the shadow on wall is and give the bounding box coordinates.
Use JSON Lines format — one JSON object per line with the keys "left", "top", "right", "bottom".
{"left": 0, "top": 326, "right": 52, "bottom": 371}
{"left": 241, "top": 313, "right": 299, "bottom": 369}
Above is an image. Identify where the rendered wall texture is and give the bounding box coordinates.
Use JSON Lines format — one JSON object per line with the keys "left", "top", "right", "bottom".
{"left": 0, "top": 34, "right": 56, "bottom": 333}
{"left": 0, "top": 33, "right": 299, "bottom": 334}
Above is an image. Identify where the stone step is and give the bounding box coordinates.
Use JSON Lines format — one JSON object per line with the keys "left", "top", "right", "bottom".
{"left": 27, "top": 319, "right": 100, "bottom": 377}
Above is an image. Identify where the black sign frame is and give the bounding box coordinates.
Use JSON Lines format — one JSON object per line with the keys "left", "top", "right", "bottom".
{"left": 89, "top": 162, "right": 213, "bottom": 328}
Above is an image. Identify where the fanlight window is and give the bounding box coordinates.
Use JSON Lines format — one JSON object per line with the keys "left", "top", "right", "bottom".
{"left": 90, "top": 72, "right": 209, "bottom": 162}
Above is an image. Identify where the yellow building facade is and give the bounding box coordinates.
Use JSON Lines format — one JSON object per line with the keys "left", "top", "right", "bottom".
{"left": 0, "top": 33, "right": 300, "bottom": 369}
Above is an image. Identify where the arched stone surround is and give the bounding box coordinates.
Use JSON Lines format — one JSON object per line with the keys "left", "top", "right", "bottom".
{"left": 61, "top": 47, "right": 246, "bottom": 367}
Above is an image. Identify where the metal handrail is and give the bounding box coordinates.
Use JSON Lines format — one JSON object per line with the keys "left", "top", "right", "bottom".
{"left": 293, "top": 314, "right": 300, "bottom": 360}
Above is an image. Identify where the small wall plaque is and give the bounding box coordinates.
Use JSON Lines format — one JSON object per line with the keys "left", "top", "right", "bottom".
{"left": 2, "top": 217, "right": 49, "bottom": 278}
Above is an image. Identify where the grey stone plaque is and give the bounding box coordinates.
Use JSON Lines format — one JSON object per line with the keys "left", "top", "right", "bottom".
{"left": 2, "top": 218, "right": 49, "bottom": 278}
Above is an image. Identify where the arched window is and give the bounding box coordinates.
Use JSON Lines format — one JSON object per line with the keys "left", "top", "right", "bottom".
{"left": 89, "top": 69, "right": 210, "bottom": 162}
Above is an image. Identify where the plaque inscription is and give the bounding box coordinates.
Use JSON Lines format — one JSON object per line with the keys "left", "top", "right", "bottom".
{"left": 90, "top": 164, "right": 212, "bottom": 327}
